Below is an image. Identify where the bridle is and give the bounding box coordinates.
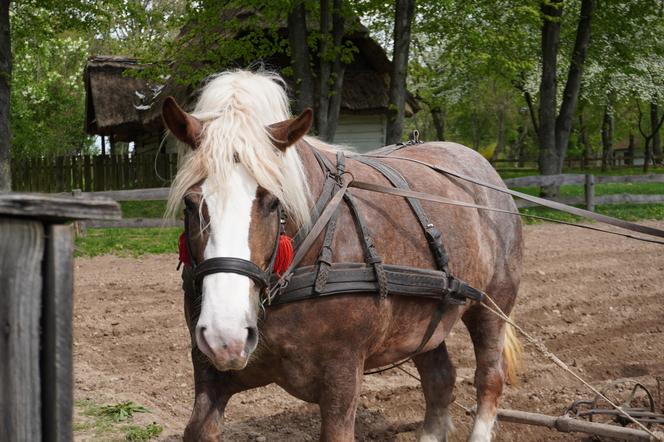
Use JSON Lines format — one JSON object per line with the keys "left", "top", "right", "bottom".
{"left": 182, "top": 202, "right": 286, "bottom": 295}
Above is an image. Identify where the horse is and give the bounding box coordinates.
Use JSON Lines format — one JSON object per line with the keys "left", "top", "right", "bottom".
{"left": 163, "top": 70, "right": 523, "bottom": 442}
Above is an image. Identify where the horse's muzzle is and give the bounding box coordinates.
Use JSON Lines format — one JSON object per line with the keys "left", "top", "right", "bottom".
{"left": 195, "top": 323, "right": 258, "bottom": 371}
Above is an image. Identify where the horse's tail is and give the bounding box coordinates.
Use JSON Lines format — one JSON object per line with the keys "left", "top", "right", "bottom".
{"left": 503, "top": 321, "right": 523, "bottom": 385}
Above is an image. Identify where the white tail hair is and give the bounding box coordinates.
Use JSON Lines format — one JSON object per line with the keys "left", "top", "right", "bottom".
{"left": 166, "top": 70, "right": 311, "bottom": 227}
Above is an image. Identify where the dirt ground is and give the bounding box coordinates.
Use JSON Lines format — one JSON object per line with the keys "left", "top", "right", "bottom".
{"left": 73, "top": 221, "right": 664, "bottom": 441}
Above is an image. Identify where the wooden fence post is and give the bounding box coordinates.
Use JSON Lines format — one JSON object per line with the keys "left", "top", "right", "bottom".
{"left": 585, "top": 174, "right": 595, "bottom": 212}
{"left": 42, "top": 224, "right": 74, "bottom": 442}
{"left": 0, "top": 218, "right": 45, "bottom": 442}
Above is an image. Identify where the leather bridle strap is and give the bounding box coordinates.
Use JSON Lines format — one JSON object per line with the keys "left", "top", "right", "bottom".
{"left": 193, "top": 257, "right": 268, "bottom": 289}
{"left": 266, "top": 174, "right": 352, "bottom": 304}
{"left": 349, "top": 180, "right": 664, "bottom": 245}
{"left": 369, "top": 155, "right": 664, "bottom": 241}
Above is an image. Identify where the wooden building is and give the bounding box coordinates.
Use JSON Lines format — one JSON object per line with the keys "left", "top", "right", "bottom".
{"left": 84, "top": 25, "right": 417, "bottom": 153}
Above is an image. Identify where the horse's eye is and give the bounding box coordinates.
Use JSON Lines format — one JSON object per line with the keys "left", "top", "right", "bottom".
{"left": 268, "top": 197, "right": 280, "bottom": 212}
{"left": 184, "top": 196, "right": 197, "bottom": 211}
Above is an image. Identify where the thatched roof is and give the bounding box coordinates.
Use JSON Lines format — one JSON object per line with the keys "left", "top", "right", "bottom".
{"left": 84, "top": 21, "right": 418, "bottom": 140}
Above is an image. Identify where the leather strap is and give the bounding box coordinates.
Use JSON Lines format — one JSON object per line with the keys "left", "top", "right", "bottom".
{"left": 293, "top": 148, "right": 337, "bottom": 248}
{"left": 193, "top": 257, "right": 268, "bottom": 289}
{"left": 354, "top": 156, "right": 451, "bottom": 273}
{"left": 266, "top": 174, "right": 352, "bottom": 304}
{"left": 313, "top": 152, "right": 346, "bottom": 293}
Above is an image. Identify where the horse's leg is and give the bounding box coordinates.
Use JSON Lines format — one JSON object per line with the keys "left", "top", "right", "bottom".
{"left": 318, "top": 359, "right": 363, "bottom": 442}
{"left": 462, "top": 306, "right": 508, "bottom": 442}
{"left": 183, "top": 349, "right": 235, "bottom": 442}
{"left": 413, "top": 342, "right": 457, "bottom": 442}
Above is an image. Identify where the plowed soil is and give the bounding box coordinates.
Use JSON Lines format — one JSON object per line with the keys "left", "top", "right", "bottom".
{"left": 73, "top": 221, "right": 664, "bottom": 441}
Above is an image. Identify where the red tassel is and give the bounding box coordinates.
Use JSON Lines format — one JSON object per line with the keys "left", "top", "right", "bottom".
{"left": 178, "top": 232, "right": 192, "bottom": 267}
{"left": 273, "top": 234, "right": 294, "bottom": 275}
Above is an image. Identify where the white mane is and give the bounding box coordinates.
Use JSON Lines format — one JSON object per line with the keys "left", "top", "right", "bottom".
{"left": 166, "top": 70, "right": 312, "bottom": 227}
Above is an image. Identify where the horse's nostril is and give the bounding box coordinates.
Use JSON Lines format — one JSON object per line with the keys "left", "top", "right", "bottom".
{"left": 245, "top": 326, "right": 258, "bottom": 352}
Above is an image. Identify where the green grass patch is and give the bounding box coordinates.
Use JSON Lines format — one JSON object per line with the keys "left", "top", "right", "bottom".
{"left": 497, "top": 165, "right": 664, "bottom": 179}
{"left": 74, "top": 400, "right": 162, "bottom": 441}
{"left": 513, "top": 182, "right": 664, "bottom": 198}
{"left": 119, "top": 200, "right": 167, "bottom": 218}
{"left": 124, "top": 423, "right": 163, "bottom": 441}
{"left": 75, "top": 227, "right": 181, "bottom": 257}
{"left": 99, "top": 401, "right": 149, "bottom": 422}
{"left": 520, "top": 203, "right": 664, "bottom": 224}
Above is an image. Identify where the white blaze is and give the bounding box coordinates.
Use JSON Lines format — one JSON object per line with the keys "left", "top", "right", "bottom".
{"left": 196, "top": 165, "right": 258, "bottom": 359}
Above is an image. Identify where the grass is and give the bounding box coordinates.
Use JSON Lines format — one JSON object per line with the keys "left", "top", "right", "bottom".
{"left": 520, "top": 203, "right": 664, "bottom": 225}
{"left": 75, "top": 227, "right": 181, "bottom": 257}
{"left": 99, "top": 401, "right": 149, "bottom": 422}
{"left": 124, "top": 423, "right": 163, "bottom": 441}
{"left": 512, "top": 182, "right": 664, "bottom": 198}
{"left": 119, "top": 200, "right": 167, "bottom": 218}
{"left": 74, "top": 400, "right": 162, "bottom": 441}
{"left": 497, "top": 165, "right": 664, "bottom": 179}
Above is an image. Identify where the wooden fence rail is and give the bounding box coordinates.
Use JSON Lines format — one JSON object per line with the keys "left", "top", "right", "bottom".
{"left": 11, "top": 153, "right": 179, "bottom": 193}
{"left": 503, "top": 173, "right": 664, "bottom": 211}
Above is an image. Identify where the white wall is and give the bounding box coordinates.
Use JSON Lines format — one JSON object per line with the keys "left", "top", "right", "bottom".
{"left": 333, "top": 113, "right": 386, "bottom": 152}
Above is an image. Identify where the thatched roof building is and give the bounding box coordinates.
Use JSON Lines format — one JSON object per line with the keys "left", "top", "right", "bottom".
{"left": 84, "top": 20, "right": 418, "bottom": 152}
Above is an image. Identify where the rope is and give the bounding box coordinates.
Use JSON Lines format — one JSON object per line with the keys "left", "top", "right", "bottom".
{"left": 393, "top": 365, "right": 475, "bottom": 416}
{"left": 375, "top": 298, "right": 663, "bottom": 440}
{"left": 480, "top": 294, "right": 663, "bottom": 441}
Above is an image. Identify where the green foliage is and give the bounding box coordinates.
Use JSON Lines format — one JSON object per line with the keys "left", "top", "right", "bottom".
{"left": 74, "top": 399, "right": 161, "bottom": 441}
{"left": 10, "top": 6, "right": 95, "bottom": 158}
{"left": 125, "top": 423, "right": 163, "bottom": 441}
{"left": 99, "top": 401, "right": 149, "bottom": 422}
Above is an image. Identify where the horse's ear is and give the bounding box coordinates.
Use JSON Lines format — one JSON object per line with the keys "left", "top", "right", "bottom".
{"left": 268, "top": 108, "right": 313, "bottom": 151}
{"left": 162, "top": 96, "right": 202, "bottom": 149}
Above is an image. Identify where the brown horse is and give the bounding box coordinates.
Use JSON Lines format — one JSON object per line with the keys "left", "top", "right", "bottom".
{"left": 163, "top": 70, "right": 522, "bottom": 441}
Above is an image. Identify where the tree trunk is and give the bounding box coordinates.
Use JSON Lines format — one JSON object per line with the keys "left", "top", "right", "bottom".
{"left": 626, "top": 131, "right": 635, "bottom": 166}
{"left": 471, "top": 112, "right": 480, "bottom": 150}
{"left": 579, "top": 113, "right": 591, "bottom": 168}
{"left": 316, "top": 0, "right": 331, "bottom": 138}
{"left": 539, "top": 0, "right": 594, "bottom": 196}
{"left": 0, "top": 0, "right": 11, "bottom": 191}
{"left": 322, "top": 0, "right": 345, "bottom": 141}
{"left": 288, "top": 1, "right": 314, "bottom": 114}
{"left": 385, "top": 0, "right": 415, "bottom": 145}
{"left": 491, "top": 107, "right": 506, "bottom": 165}
{"left": 554, "top": 0, "right": 594, "bottom": 171}
{"left": 515, "top": 125, "right": 527, "bottom": 168}
{"left": 650, "top": 101, "right": 661, "bottom": 163}
{"left": 601, "top": 104, "right": 613, "bottom": 171}
{"left": 431, "top": 106, "right": 445, "bottom": 141}
{"left": 537, "top": 0, "right": 562, "bottom": 195}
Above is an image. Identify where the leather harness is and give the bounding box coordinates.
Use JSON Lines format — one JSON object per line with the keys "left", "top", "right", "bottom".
{"left": 182, "top": 142, "right": 486, "bottom": 359}
{"left": 181, "top": 140, "right": 664, "bottom": 360}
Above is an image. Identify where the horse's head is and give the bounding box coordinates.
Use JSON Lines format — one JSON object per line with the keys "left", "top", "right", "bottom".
{"left": 163, "top": 96, "right": 312, "bottom": 371}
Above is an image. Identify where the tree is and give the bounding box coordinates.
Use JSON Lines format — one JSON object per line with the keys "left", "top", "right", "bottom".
{"left": 385, "top": 0, "right": 415, "bottom": 144}
{"left": 538, "top": 0, "right": 594, "bottom": 196}
{"left": 0, "top": 0, "right": 10, "bottom": 190}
